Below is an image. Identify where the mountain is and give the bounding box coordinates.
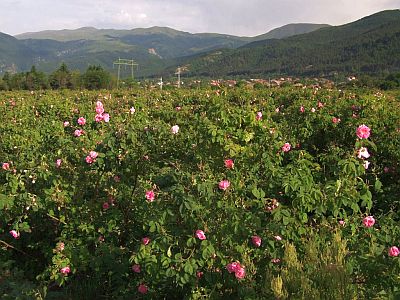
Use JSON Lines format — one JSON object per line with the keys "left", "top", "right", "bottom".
{"left": 0, "top": 32, "right": 34, "bottom": 73}
{"left": 182, "top": 10, "right": 400, "bottom": 77}
{"left": 252, "top": 23, "right": 330, "bottom": 41}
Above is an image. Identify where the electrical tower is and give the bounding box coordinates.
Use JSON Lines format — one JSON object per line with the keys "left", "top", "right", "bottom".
{"left": 113, "top": 58, "right": 138, "bottom": 88}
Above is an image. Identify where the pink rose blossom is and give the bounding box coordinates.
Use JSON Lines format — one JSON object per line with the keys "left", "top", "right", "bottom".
{"left": 63, "top": 121, "right": 70, "bottom": 127}
{"left": 55, "top": 159, "right": 62, "bottom": 168}
{"left": 138, "top": 284, "right": 148, "bottom": 294}
{"left": 339, "top": 220, "right": 345, "bottom": 226}
{"left": 171, "top": 125, "right": 179, "bottom": 134}
{"left": 384, "top": 167, "right": 390, "bottom": 173}
{"left": 95, "top": 101, "right": 104, "bottom": 114}
{"left": 132, "top": 264, "right": 141, "bottom": 273}
{"left": 175, "top": 106, "right": 182, "bottom": 111}
{"left": 85, "top": 156, "right": 94, "bottom": 164}
{"left": 226, "top": 262, "right": 241, "bottom": 273}
{"left": 255, "top": 111, "right": 262, "bottom": 121}
{"left": 60, "top": 266, "right": 70, "bottom": 275}
{"left": 10, "top": 230, "right": 19, "bottom": 239}
{"left": 234, "top": 267, "right": 246, "bottom": 279}
{"left": 114, "top": 175, "right": 121, "bottom": 182}
{"left": 102, "top": 202, "right": 110, "bottom": 210}
{"left": 274, "top": 235, "right": 282, "bottom": 241}
{"left": 318, "top": 101, "right": 324, "bottom": 108}
{"left": 251, "top": 235, "right": 262, "bottom": 247}
{"left": 195, "top": 229, "right": 206, "bottom": 240}
{"left": 145, "top": 190, "right": 155, "bottom": 202}
{"left": 224, "top": 159, "right": 234, "bottom": 169}
{"left": 363, "top": 215, "right": 375, "bottom": 228}
{"left": 356, "top": 124, "right": 371, "bottom": 139}
{"left": 311, "top": 108, "right": 316, "bottom": 113}
{"left": 74, "top": 129, "right": 84, "bottom": 137}
{"left": 299, "top": 106, "right": 305, "bottom": 113}
{"left": 95, "top": 114, "right": 104, "bottom": 122}
{"left": 196, "top": 271, "right": 204, "bottom": 279}
{"left": 281, "top": 143, "right": 291, "bottom": 152}
{"left": 89, "top": 151, "right": 98, "bottom": 159}
{"left": 358, "top": 147, "right": 370, "bottom": 159}
{"left": 130, "top": 107, "right": 136, "bottom": 114}
{"left": 218, "top": 180, "right": 230, "bottom": 191}
{"left": 275, "top": 107, "right": 280, "bottom": 113}
{"left": 77, "top": 117, "right": 86, "bottom": 126}
{"left": 142, "top": 237, "right": 150, "bottom": 245}
{"left": 332, "top": 117, "right": 341, "bottom": 124}
{"left": 388, "top": 246, "right": 400, "bottom": 257}
{"left": 103, "top": 113, "right": 110, "bottom": 123}
{"left": 2, "top": 162, "right": 10, "bottom": 170}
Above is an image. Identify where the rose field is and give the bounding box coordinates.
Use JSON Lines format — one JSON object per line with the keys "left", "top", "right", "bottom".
{"left": 1, "top": 85, "right": 400, "bottom": 299}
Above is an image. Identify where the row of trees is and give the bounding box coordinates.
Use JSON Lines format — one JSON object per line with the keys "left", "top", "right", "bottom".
{"left": 0, "top": 64, "right": 113, "bottom": 91}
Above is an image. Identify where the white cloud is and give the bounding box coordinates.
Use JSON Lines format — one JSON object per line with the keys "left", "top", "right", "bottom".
{"left": 0, "top": 0, "right": 398, "bottom": 36}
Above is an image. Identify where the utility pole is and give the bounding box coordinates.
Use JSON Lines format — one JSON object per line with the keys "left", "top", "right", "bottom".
{"left": 159, "top": 77, "right": 163, "bottom": 90}
{"left": 175, "top": 67, "right": 181, "bottom": 88}
{"left": 113, "top": 58, "right": 138, "bottom": 88}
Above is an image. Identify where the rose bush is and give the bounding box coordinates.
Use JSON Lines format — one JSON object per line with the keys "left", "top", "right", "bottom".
{"left": 0, "top": 86, "right": 399, "bottom": 298}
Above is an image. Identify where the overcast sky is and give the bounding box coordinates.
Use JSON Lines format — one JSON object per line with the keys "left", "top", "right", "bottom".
{"left": 1, "top": 0, "right": 399, "bottom": 36}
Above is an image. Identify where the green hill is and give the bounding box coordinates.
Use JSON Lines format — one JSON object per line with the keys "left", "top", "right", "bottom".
{"left": 183, "top": 10, "right": 400, "bottom": 77}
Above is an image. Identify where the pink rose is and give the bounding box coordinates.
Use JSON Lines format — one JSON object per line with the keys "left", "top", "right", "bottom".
{"left": 89, "top": 151, "right": 98, "bottom": 159}
{"left": 85, "top": 156, "right": 94, "bottom": 164}
{"left": 357, "top": 147, "right": 370, "bottom": 159}
{"left": 175, "top": 106, "right": 182, "bottom": 111}
{"left": 95, "top": 114, "right": 104, "bottom": 122}
{"left": 145, "top": 190, "right": 155, "bottom": 202}
{"left": 339, "top": 220, "right": 345, "bottom": 226}
{"left": 142, "top": 237, "right": 150, "bottom": 245}
{"left": 60, "top": 266, "right": 70, "bottom": 275}
{"left": 388, "top": 246, "right": 400, "bottom": 257}
{"left": 281, "top": 143, "right": 291, "bottom": 152}
{"left": 74, "top": 129, "right": 84, "bottom": 137}
{"left": 356, "top": 124, "right": 371, "bottom": 139}
{"left": 102, "top": 202, "right": 110, "bottom": 210}
{"left": 318, "top": 101, "right": 324, "bottom": 108}
{"left": 130, "top": 107, "right": 136, "bottom": 114}
{"left": 224, "top": 159, "right": 234, "bottom": 169}
{"left": 363, "top": 215, "right": 375, "bottom": 228}
{"left": 311, "top": 108, "right": 316, "bottom": 113}
{"left": 196, "top": 271, "right": 204, "bottom": 279}
{"left": 55, "top": 159, "right": 62, "bottom": 168}
{"left": 103, "top": 113, "right": 110, "bottom": 123}
{"left": 218, "top": 180, "right": 230, "bottom": 191}
{"left": 171, "top": 125, "right": 179, "bottom": 134}
{"left": 255, "top": 111, "right": 262, "bottom": 121}
{"left": 132, "top": 264, "right": 141, "bottom": 273}
{"left": 77, "top": 117, "right": 86, "bottom": 126}
{"left": 251, "top": 235, "right": 262, "bottom": 247}
{"left": 138, "top": 283, "right": 148, "bottom": 294}
{"left": 332, "top": 117, "right": 341, "bottom": 124}
{"left": 299, "top": 106, "right": 305, "bottom": 113}
{"left": 226, "top": 262, "right": 241, "bottom": 273}
{"left": 63, "top": 121, "right": 70, "bottom": 127}
{"left": 274, "top": 235, "right": 282, "bottom": 241}
{"left": 95, "top": 101, "right": 104, "bottom": 114}
{"left": 2, "top": 162, "right": 10, "bottom": 170}
{"left": 234, "top": 267, "right": 246, "bottom": 279}
{"left": 195, "top": 229, "right": 206, "bottom": 240}
{"left": 10, "top": 230, "right": 19, "bottom": 239}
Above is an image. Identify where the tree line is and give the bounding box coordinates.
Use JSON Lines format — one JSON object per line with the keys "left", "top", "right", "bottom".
{"left": 0, "top": 63, "right": 114, "bottom": 90}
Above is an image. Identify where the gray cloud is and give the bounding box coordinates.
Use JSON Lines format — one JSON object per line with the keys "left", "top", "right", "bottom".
{"left": 0, "top": 0, "right": 398, "bottom": 36}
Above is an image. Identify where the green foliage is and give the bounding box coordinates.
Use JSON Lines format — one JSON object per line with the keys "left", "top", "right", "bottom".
{"left": 0, "top": 86, "right": 400, "bottom": 298}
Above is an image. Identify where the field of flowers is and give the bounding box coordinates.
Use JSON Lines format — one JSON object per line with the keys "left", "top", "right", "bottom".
{"left": 1, "top": 86, "right": 400, "bottom": 299}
